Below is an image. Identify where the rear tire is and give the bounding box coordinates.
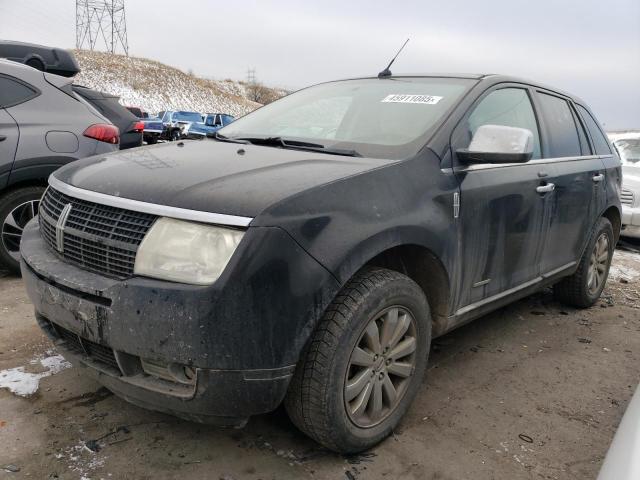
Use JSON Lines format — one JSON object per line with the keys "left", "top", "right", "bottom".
{"left": 553, "top": 217, "right": 614, "bottom": 308}
{"left": 285, "top": 267, "right": 431, "bottom": 453}
{"left": 0, "top": 186, "right": 45, "bottom": 273}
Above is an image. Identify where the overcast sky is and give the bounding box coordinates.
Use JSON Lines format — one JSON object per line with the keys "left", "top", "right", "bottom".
{"left": 1, "top": 0, "right": 638, "bottom": 129}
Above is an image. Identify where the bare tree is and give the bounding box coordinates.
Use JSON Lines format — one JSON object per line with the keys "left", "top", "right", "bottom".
{"left": 246, "top": 82, "right": 280, "bottom": 105}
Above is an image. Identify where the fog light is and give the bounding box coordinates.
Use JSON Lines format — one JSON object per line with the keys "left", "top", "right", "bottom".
{"left": 141, "top": 358, "right": 196, "bottom": 385}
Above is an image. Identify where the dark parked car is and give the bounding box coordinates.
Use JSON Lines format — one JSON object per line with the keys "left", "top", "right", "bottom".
{"left": 141, "top": 115, "right": 164, "bottom": 144}
{"left": 20, "top": 74, "right": 621, "bottom": 453}
{"left": 72, "top": 86, "right": 143, "bottom": 150}
{"left": 0, "top": 40, "right": 80, "bottom": 77}
{"left": 0, "top": 59, "right": 118, "bottom": 272}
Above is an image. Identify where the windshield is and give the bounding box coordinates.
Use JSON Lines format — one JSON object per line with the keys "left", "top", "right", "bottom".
{"left": 174, "top": 111, "right": 202, "bottom": 123}
{"left": 615, "top": 138, "right": 640, "bottom": 166}
{"left": 219, "top": 77, "right": 475, "bottom": 159}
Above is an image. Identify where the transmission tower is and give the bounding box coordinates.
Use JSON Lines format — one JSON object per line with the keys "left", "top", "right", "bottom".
{"left": 246, "top": 68, "right": 256, "bottom": 84}
{"left": 76, "top": 0, "right": 129, "bottom": 55}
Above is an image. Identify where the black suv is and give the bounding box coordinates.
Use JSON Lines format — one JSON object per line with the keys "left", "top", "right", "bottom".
{"left": 20, "top": 74, "right": 621, "bottom": 453}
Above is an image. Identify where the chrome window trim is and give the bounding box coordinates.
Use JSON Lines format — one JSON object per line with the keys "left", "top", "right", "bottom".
{"left": 48, "top": 175, "right": 253, "bottom": 228}
{"left": 454, "top": 154, "right": 603, "bottom": 172}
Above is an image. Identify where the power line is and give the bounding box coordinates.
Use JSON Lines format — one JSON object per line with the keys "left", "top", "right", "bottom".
{"left": 75, "top": 0, "right": 129, "bottom": 55}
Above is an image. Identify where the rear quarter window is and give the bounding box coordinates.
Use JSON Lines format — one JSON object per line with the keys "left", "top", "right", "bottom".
{"left": 536, "top": 92, "right": 582, "bottom": 158}
{"left": 0, "top": 75, "right": 38, "bottom": 108}
{"left": 576, "top": 105, "right": 612, "bottom": 155}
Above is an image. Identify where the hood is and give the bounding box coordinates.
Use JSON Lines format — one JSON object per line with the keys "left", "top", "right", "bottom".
{"left": 52, "top": 140, "right": 391, "bottom": 218}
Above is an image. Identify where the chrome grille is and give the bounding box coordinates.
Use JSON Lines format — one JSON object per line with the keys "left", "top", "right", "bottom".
{"left": 38, "top": 185, "right": 157, "bottom": 279}
{"left": 620, "top": 188, "right": 635, "bottom": 206}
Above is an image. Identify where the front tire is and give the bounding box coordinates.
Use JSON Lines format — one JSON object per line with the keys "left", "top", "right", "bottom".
{"left": 285, "top": 267, "right": 431, "bottom": 453}
{"left": 0, "top": 187, "right": 45, "bottom": 273}
{"left": 553, "top": 217, "right": 614, "bottom": 308}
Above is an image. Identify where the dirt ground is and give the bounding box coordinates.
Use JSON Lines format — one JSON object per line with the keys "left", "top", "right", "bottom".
{"left": 1, "top": 245, "right": 640, "bottom": 480}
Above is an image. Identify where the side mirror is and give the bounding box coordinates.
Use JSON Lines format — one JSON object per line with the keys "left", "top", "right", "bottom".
{"left": 457, "top": 124, "right": 534, "bottom": 164}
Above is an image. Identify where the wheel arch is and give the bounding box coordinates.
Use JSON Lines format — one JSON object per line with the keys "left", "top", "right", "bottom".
{"left": 363, "top": 244, "right": 451, "bottom": 336}
{"left": 602, "top": 205, "right": 621, "bottom": 243}
{"left": 2, "top": 177, "right": 48, "bottom": 196}
{"left": 321, "top": 224, "right": 454, "bottom": 337}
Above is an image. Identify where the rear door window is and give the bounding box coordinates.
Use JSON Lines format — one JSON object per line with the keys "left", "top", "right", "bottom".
{"left": 536, "top": 92, "right": 582, "bottom": 158}
{"left": 0, "top": 76, "right": 38, "bottom": 108}
{"left": 570, "top": 104, "right": 591, "bottom": 155}
{"left": 576, "top": 105, "right": 612, "bottom": 155}
{"left": 467, "top": 87, "right": 541, "bottom": 159}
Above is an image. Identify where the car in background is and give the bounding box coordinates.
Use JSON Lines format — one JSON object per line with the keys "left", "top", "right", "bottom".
{"left": 0, "top": 40, "right": 80, "bottom": 77}
{"left": 159, "top": 110, "right": 203, "bottom": 141}
{"left": 0, "top": 59, "right": 118, "bottom": 272}
{"left": 186, "top": 113, "right": 235, "bottom": 139}
{"left": 611, "top": 135, "right": 640, "bottom": 237}
{"left": 0, "top": 42, "right": 142, "bottom": 150}
{"left": 72, "top": 86, "right": 143, "bottom": 150}
{"left": 0, "top": 41, "right": 141, "bottom": 150}
{"left": 126, "top": 106, "right": 149, "bottom": 119}
{"left": 142, "top": 114, "right": 164, "bottom": 144}
{"left": 206, "top": 113, "right": 235, "bottom": 128}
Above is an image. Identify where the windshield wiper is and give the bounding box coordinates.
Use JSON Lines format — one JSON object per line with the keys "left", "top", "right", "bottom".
{"left": 234, "top": 136, "right": 362, "bottom": 157}
{"left": 210, "top": 132, "right": 251, "bottom": 144}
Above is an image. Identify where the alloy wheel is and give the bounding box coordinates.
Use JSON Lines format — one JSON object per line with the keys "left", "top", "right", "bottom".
{"left": 587, "top": 232, "right": 609, "bottom": 295}
{"left": 1, "top": 199, "right": 39, "bottom": 261}
{"left": 344, "top": 306, "right": 417, "bottom": 428}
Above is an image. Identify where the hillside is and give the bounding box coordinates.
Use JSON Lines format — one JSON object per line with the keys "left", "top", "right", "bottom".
{"left": 72, "top": 50, "right": 284, "bottom": 116}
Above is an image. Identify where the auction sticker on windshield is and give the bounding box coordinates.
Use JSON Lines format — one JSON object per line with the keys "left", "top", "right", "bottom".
{"left": 381, "top": 94, "right": 443, "bottom": 104}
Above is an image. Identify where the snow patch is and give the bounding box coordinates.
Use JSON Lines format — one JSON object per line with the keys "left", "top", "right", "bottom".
{"left": 0, "top": 350, "right": 71, "bottom": 397}
{"left": 609, "top": 250, "right": 640, "bottom": 281}
{"left": 57, "top": 440, "right": 106, "bottom": 480}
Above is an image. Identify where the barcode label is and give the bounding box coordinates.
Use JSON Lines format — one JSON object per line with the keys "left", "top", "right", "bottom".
{"left": 381, "top": 94, "right": 443, "bottom": 105}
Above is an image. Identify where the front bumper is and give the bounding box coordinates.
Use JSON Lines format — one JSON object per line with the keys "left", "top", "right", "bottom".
{"left": 20, "top": 219, "right": 338, "bottom": 422}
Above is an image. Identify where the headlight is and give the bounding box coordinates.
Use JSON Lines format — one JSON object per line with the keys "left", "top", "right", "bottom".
{"left": 134, "top": 217, "right": 244, "bottom": 285}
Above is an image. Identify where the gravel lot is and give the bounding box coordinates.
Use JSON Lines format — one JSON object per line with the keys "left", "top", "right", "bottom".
{"left": 1, "top": 245, "right": 639, "bottom": 480}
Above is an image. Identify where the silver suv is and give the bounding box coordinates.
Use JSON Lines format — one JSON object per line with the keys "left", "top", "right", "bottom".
{"left": 0, "top": 59, "right": 119, "bottom": 272}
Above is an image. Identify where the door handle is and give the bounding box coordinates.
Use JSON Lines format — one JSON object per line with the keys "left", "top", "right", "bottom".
{"left": 536, "top": 183, "right": 555, "bottom": 193}
{"left": 0, "top": 135, "right": 7, "bottom": 142}
{"left": 592, "top": 174, "right": 604, "bottom": 183}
